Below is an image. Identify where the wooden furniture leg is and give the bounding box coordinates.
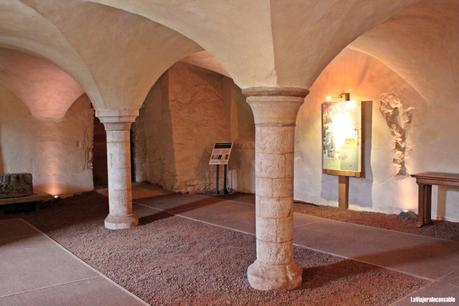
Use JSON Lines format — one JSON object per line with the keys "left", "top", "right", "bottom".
{"left": 338, "top": 176, "right": 349, "bottom": 209}
{"left": 412, "top": 172, "right": 459, "bottom": 227}
{"left": 424, "top": 184, "right": 432, "bottom": 225}
{"left": 416, "top": 183, "right": 425, "bottom": 227}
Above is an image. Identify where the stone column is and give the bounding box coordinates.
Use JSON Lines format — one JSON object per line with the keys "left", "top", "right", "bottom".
{"left": 242, "top": 87, "right": 308, "bottom": 290}
{"left": 96, "top": 109, "right": 139, "bottom": 230}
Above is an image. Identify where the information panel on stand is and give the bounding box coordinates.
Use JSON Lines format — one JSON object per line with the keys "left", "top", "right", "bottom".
{"left": 322, "top": 101, "right": 367, "bottom": 178}
{"left": 209, "top": 143, "right": 233, "bottom": 165}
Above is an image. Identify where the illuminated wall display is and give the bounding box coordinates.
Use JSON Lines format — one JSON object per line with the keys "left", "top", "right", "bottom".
{"left": 322, "top": 100, "right": 367, "bottom": 178}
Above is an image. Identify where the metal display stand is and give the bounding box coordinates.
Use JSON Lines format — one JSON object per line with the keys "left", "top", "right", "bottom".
{"left": 209, "top": 142, "right": 233, "bottom": 195}
{"left": 215, "top": 164, "right": 229, "bottom": 194}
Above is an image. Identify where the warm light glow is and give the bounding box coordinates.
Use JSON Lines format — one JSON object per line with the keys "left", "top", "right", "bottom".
{"left": 38, "top": 124, "right": 65, "bottom": 196}
{"left": 346, "top": 100, "right": 357, "bottom": 109}
{"left": 53, "top": 195, "right": 59, "bottom": 199}
{"left": 325, "top": 95, "right": 333, "bottom": 102}
{"left": 398, "top": 178, "right": 418, "bottom": 210}
{"left": 331, "top": 112, "right": 354, "bottom": 149}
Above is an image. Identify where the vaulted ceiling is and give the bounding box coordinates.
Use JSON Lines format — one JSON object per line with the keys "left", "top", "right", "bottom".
{"left": 0, "top": 48, "right": 83, "bottom": 120}
{"left": 0, "top": 0, "right": 457, "bottom": 118}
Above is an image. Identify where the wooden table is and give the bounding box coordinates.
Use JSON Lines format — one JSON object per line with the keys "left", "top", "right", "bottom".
{"left": 411, "top": 172, "right": 459, "bottom": 227}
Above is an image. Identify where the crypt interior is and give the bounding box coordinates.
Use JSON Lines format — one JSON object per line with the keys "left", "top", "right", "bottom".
{"left": 1, "top": 0, "right": 459, "bottom": 305}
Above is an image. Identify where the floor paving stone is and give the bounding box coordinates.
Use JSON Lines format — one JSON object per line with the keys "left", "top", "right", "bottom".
{"left": 0, "top": 219, "right": 146, "bottom": 306}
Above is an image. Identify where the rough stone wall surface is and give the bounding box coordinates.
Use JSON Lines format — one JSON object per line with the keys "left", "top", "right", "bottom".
{"left": 295, "top": 48, "right": 459, "bottom": 222}
{"left": 134, "top": 73, "right": 176, "bottom": 190}
{"left": 223, "top": 77, "right": 256, "bottom": 193}
{"left": 229, "top": 140, "right": 255, "bottom": 194}
{"left": 0, "top": 85, "right": 94, "bottom": 195}
{"left": 379, "top": 93, "right": 414, "bottom": 176}
{"left": 168, "top": 63, "right": 229, "bottom": 192}
{"left": 135, "top": 63, "right": 255, "bottom": 193}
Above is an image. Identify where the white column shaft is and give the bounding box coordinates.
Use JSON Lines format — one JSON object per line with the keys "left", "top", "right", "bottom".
{"left": 106, "top": 128, "right": 133, "bottom": 217}
{"left": 243, "top": 87, "right": 308, "bottom": 290}
{"left": 97, "top": 109, "right": 139, "bottom": 230}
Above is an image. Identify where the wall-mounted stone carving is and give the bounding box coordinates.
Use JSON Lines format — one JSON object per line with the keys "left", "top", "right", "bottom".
{"left": 82, "top": 119, "right": 94, "bottom": 170}
{"left": 379, "top": 93, "right": 414, "bottom": 176}
{"left": 0, "top": 173, "right": 33, "bottom": 198}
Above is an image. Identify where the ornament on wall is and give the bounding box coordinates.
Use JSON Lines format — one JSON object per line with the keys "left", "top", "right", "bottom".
{"left": 82, "top": 111, "right": 94, "bottom": 170}
{"left": 379, "top": 93, "right": 414, "bottom": 176}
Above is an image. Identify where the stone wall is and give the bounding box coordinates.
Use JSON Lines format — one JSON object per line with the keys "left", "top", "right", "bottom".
{"left": 0, "top": 85, "right": 94, "bottom": 195}
{"left": 169, "top": 63, "right": 229, "bottom": 192}
{"left": 133, "top": 73, "right": 174, "bottom": 190}
{"left": 223, "top": 77, "right": 255, "bottom": 193}
{"left": 134, "top": 49, "right": 459, "bottom": 222}
{"left": 134, "top": 63, "right": 255, "bottom": 193}
{"left": 295, "top": 48, "right": 459, "bottom": 222}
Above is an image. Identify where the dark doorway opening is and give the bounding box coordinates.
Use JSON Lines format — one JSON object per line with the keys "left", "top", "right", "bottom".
{"left": 92, "top": 116, "right": 136, "bottom": 188}
{"left": 130, "top": 128, "right": 136, "bottom": 182}
{"left": 92, "top": 117, "right": 108, "bottom": 188}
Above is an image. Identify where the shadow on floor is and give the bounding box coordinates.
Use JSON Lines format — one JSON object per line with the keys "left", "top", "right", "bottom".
{"left": 0, "top": 192, "right": 108, "bottom": 234}
{"left": 138, "top": 195, "right": 236, "bottom": 225}
{"left": 354, "top": 239, "right": 459, "bottom": 272}
{"left": 302, "top": 259, "right": 383, "bottom": 290}
{"left": 137, "top": 192, "right": 459, "bottom": 281}
{"left": 3, "top": 190, "right": 459, "bottom": 286}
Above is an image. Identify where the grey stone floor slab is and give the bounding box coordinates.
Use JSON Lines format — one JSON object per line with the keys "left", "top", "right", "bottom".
{"left": 0, "top": 219, "right": 146, "bottom": 306}
{"left": 292, "top": 212, "right": 327, "bottom": 229}
{"left": 0, "top": 222, "right": 97, "bottom": 296}
{"left": 134, "top": 195, "right": 323, "bottom": 234}
{"left": 0, "top": 218, "right": 38, "bottom": 243}
{"left": 393, "top": 280, "right": 459, "bottom": 305}
{"left": 135, "top": 193, "right": 208, "bottom": 210}
{"left": 135, "top": 200, "right": 256, "bottom": 234}
{"left": 96, "top": 183, "right": 170, "bottom": 201}
{"left": 0, "top": 277, "right": 144, "bottom": 306}
{"left": 294, "top": 220, "right": 459, "bottom": 280}
{"left": 134, "top": 192, "right": 459, "bottom": 282}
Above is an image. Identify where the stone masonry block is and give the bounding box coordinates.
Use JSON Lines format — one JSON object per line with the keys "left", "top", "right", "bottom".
{"left": 257, "top": 239, "right": 293, "bottom": 265}
{"left": 256, "top": 126, "right": 295, "bottom": 154}
{"left": 256, "top": 196, "right": 293, "bottom": 218}
{"left": 256, "top": 153, "right": 286, "bottom": 178}
{"left": 256, "top": 216, "right": 293, "bottom": 243}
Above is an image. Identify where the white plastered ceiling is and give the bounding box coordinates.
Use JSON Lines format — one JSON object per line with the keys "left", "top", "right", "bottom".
{"left": 0, "top": 0, "right": 456, "bottom": 126}
{"left": 0, "top": 48, "right": 83, "bottom": 121}
{"left": 0, "top": 0, "right": 417, "bottom": 116}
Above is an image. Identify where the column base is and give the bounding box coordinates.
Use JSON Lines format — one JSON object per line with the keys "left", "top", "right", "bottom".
{"left": 104, "top": 214, "right": 138, "bottom": 230}
{"left": 247, "top": 259, "right": 303, "bottom": 290}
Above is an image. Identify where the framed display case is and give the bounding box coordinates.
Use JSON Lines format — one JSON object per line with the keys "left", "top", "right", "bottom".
{"left": 322, "top": 100, "right": 368, "bottom": 178}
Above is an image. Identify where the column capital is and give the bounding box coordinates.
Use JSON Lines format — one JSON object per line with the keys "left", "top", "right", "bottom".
{"left": 242, "top": 87, "right": 309, "bottom": 126}
{"left": 96, "top": 109, "right": 139, "bottom": 131}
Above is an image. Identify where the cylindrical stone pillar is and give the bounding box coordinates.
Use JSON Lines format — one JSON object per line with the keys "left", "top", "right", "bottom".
{"left": 242, "top": 87, "right": 308, "bottom": 290}
{"left": 96, "top": 109, "right": 139, "bottom": 230}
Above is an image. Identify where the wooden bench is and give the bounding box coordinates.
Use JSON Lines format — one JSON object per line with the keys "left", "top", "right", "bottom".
{"left": 411, "top": 172, "right": 459, "bottom": 227}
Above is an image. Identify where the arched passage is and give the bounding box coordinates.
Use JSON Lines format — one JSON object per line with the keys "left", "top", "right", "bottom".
{"left": 133, "top": 52, "right": 255, "bottom": 194}
{"left": 86, "top": 0, "right": 417, "bottom": 89}
{"left": 0, "top": 46, "right": 102, "bottom": 196}
{"left": 0, "top": 87, "right": 95, "bottom": 196}
{"left": 0, "top": 48, "right": 84, "bottom": 121}
{"left": 4, "top": 0, "right": 457, "bottom": 297}
{"left": 295, "top": 47, "right": 426, "bottom": 213}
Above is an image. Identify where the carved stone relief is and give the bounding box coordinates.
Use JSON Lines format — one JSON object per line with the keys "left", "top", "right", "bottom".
{"left": 379, "top": 93, "right": 414, "bottom": 176}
